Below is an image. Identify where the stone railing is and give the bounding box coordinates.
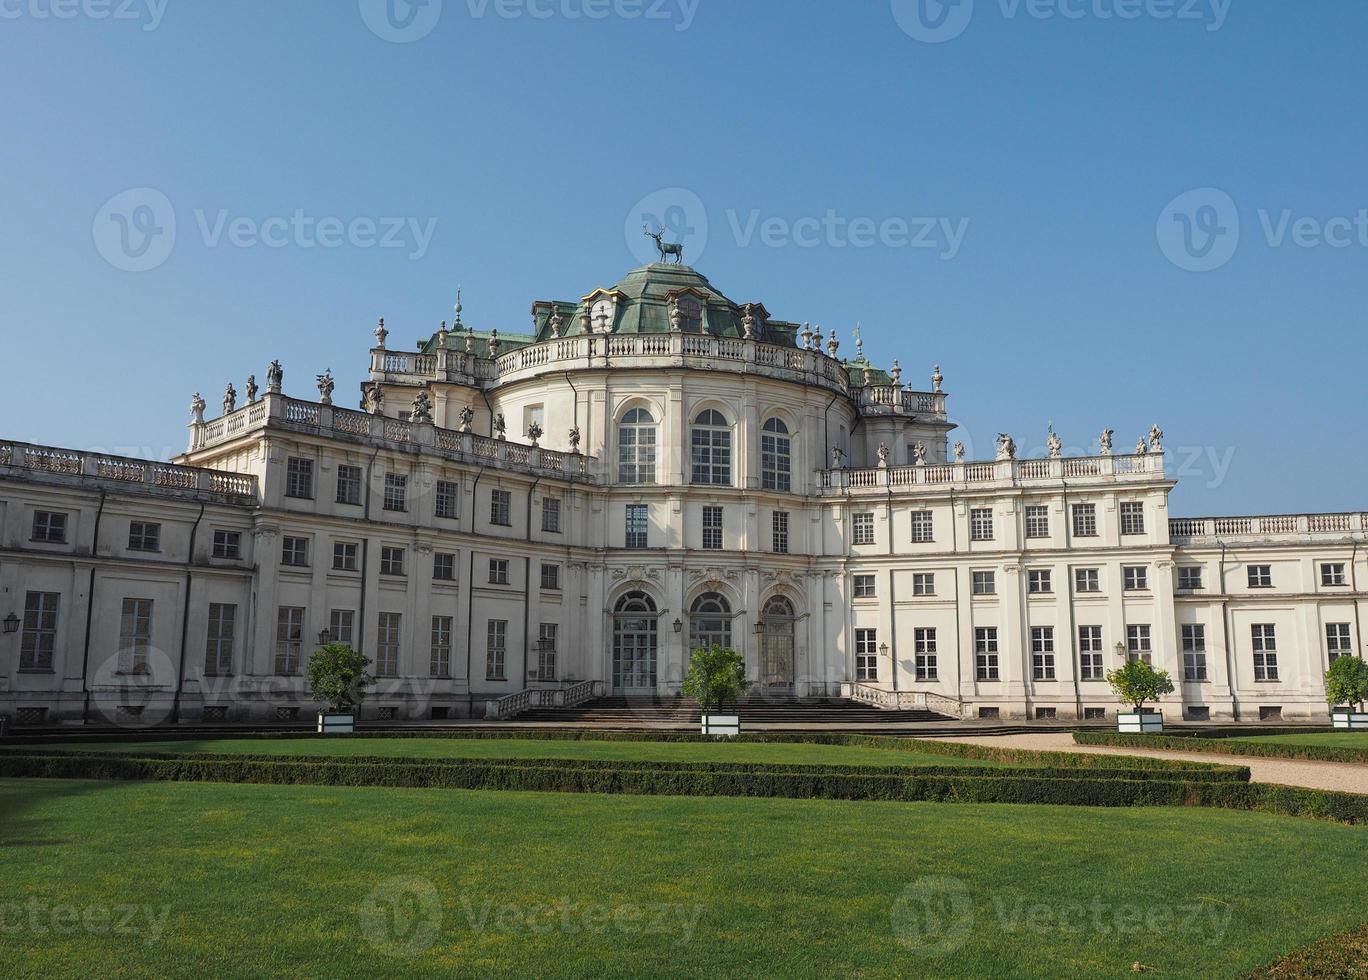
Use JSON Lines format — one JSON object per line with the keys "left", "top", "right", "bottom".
{"left": 485, "top": 679, "right": 606, "bottom": 720}
{"left": 189, "top": 394, "right": 600, "bottom": 484}
{"left": 1170, "top": 513, "right": 1368, "bottom": 543}
{"left": 840, "top": 683, "right": 965, "bottom": 719}
{"left": 859, "top": 385, "right": 949, "bottom": 419}
{"left": 0, "top": 440, "right": 258, "bottom": 501}
{"left": 821, "top": 453, "right": 1164, "bottom": 494}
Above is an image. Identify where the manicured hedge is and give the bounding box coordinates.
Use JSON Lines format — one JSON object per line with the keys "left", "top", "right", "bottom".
{"left": 5, "top": 752, "right": 1362, "bottom": 824}
{"left": 1074, "top": 731, "right": 1368, "bottom": 765}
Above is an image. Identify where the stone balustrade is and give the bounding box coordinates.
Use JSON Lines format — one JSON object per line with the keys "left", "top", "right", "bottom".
{"left": 189, "top": 393, "right": 600, "bottom": 484}
{"left": 0, "top": 440, "right": 258, "bottom": 500}
{"left": 1169, "top": 512, "right": 1368, "bottom": 543}
{"left": 820, "top": 452, "right": 1165, "bottom": 495}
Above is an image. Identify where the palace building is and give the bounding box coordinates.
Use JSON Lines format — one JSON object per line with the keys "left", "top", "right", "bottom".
{"left": 1, "top": 261, "right": 1363, "bottom": 726}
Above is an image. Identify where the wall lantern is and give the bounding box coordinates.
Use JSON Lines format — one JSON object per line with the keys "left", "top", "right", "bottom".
{"left": 753, "top": 621, "right": 766, "bottom": 635}
{"left": 2, "top": 613, "right": 18, "bottom": 634}
{"left": 318, "top": 628, "right": 332, "bottom": 646}
{"left": 672, "top": 618, "right": 683, "bottom": 634}
{"left": 879, "top": 642, "right": 889, "bottom": 658}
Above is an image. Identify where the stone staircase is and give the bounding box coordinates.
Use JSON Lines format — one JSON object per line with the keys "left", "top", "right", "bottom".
{"left": 512, "top": 694, "right": 953, "bottom": 726}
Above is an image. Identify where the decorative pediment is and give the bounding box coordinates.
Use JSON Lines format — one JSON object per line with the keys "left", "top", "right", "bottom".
{"left": 762, "top": 569, "right": 806, "bottom": 588}
{"left": 611, "top": 564, "right": 662, "bottom": 584}
{"left": 689, "top": 566, "right": 740, "bottom": 587}
{"left": 579, "top": 288, "right": 630, "bottom": 305}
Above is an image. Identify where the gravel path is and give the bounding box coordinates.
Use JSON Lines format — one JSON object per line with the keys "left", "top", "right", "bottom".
{"left": 932, "top": 732, "right": 1368, "bottom": 795}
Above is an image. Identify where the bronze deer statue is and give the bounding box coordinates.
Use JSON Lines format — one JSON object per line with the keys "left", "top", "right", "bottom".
{"left": 644, "top": 225, "right": 685, "bottom": 264}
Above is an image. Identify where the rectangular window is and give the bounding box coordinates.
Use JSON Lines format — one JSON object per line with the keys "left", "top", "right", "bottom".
{"left": 489, "top": 558, "right": 509, "bottom": 585}
{"left": 118, "top": 598, "right": 153, "bottom": 674}
{"left": 380, "top": 546, "right": 406, "bottom": 576}
{"left": 31, "top": 511, "right": 68, "bottom": 543}
{"left": 912, "top": 573, "right": 935, "bottom": 596}
{"left": 1123, "top": 565, "right": 1149, "bottom": 591}
{"left": 853, "top": 574, "right": 877, "bottom": 598}
{"left": 1074, "top": 568, "right": 1100, "bottom": 594}
{"left": 1127, "top": 624, "right": 1153, "bottom": 664}
{"left": 1119, "top": 501, "right": 1145, "bottom": 535}
{"left": 275, "top": 606, "right": 305, "bottom": 674}
{"left": 542, "top": 497, "right": 562, "bottom": 533}
{"left": 772, "top": 511, "right": 790, "bottom": 555}
{"left": 1178, "top": 566, "right": 1204, "bottom": 591}
{"left": 1322, "top": 563, "right": 1347, "bottom": 587}
{"left": 433, "top": 553, "right": 456, "bottom": 581}
{"left": 701, "top": 505, "right": 724, "bottom": 550}
{"left": 1327, "top": 623, "right": 1353, "bottom": 661}
{"left": 1252, "top": 624, "right": 1279, "bottom": 681}
{"left": 128, "top": 521, "right": 161, "bottom": 553}
{"left": 525, "top": 404, "right": 545, "bottom": 439}
{"left": 541, "top": 563, "right": 561, "bottom": 591}
{"left": 329, "top": 609, "right": 355, "bottom": 647}
{"left": 538, "top": 623, "right": 558, "bottom": 681}
{"left": 383, "top": 473, "right": 407, "bottom": 512}
{"left": 1031, "top": 626, "right": 1056, "bottom": 680}
{"left": 205, "top": 603, "right": 236, "bottom": 676}
{"left": 1072, "top": 503, "right": 1097, "bottom": 538}
{"left": 332, "top": 542, "right": 359, "bottom": 572}
{"left": 285, "top": 457, "right": 314, "bottom": 499}
{"left": 281, "top": 536, "right": 309, "bottom": 567}
{"left": 19, "top": 591, "right": 60, "bottom": 672}
{"left": 855, "top": 628, "right": 879, "bottom": 681}
{"left": 914, "top": 627, "right": 938, "bottom": 681}
{"left": 852, "top": 512, "right": 875, "bottom": 546}
{"left": 376, "top": 612, "right": 402, "bottom": 677}
{"left": 1182, "top": 624, "right": 1208, "bottom": 681}
{"left": 626, "top": 504, "right": 649, "bottom": 549}
{"left": 490, "top": 489, "right": 512, "bottom": 527}
{"left": 1248, "top": 565, "right": 1272, "bottom": 588}
{"left": 910, "top": 510, "right": 934, "bottom": 543}
{"left": 430, "top": 615, "right": 453, "bottom": 677}
{"left": 972, "top": 570, "right": 996, "bottom": 596}
{"left": 336, "top": 464, "right": 362, "bottom": 506}
{"left": 970, "top": 508, "right": 994, "bottom": 542}
{"left": 487, "top": 620, "right": 508, "bottom": 680}
{"left": 1024, "top": 505, "right": 1050, "bottom": 539}
{"left": 975, "top": 627, "right": 999, "bottom": 680}
{"left": 1079, "top": 625, "right": 1104, "bottom": 681}
{"left": 435, "top": 480, "right": 460, "bottom": 519}
{"left": 1028, "top": 569, "right": 1052, "bottom": 594}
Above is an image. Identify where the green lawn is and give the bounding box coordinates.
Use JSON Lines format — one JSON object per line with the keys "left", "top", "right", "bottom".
{"left": 1228, "top": 732, "right": 1368, "bottom": 749}
{"left": 0, "top": 778, "right": 1363, "bottom": 978}
{"left": 11, "top": 736, "right": 1007, "bottom": 769}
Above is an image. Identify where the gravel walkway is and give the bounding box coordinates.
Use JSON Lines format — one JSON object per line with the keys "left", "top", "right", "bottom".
{"left": 932, "top": 732, "right": 1368, "bottom": 795}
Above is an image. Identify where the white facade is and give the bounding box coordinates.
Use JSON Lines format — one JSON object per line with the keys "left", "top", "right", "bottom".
{"left": 0, "top": 263, "right": 1363, "bottom": 724}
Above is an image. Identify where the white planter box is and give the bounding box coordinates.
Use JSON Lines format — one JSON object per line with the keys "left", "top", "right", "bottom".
{"left": 701, "top": 714, "right": 740, "bottom": 736}
{"left": 1332, "top": 712, "right": 1368, "bottom": 730}
{"left": 318, "top": 712, "right": 355, "bottom": 734}
{"left": 1117, "top": 712, "right": 1164, "bottom": 734}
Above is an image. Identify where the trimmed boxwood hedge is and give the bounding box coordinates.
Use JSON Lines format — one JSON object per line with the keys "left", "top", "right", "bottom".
{"left": 4, "top": 751, "right": 1363, "bottom": 823}
{"left": 1074, "top": 731, "right": 1368, "bottom": 765}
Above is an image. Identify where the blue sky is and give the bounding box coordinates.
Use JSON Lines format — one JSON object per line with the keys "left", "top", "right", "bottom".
{"left": 1, "top": 0, "right": 1364, "bottom": 514}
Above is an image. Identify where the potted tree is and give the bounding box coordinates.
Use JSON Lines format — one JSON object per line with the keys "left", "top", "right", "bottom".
{"left": 1106, "top": 659, "right": 1175, "bottom": 733}
{"left": 308, "top": 643, "right": 375, "bottom": 734}
{"left": 1325, "top": 656, "right": 1368, "bottom": 730}
{"left": 682, "top": 645, "right": 746, "bottom": 737}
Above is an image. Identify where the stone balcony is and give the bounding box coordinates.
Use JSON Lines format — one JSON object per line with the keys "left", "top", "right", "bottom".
{"left": 1169, "top": 513, "right": 1368, "bottom": 545}
{"left": 367, "top": 333, "right": 949, "bottom": 421}
{"left": 0, "top": 440, "right": 258, "bottom": 502}
{"left": 186, "top": 393, "right": 601, "bottom": 484}
{"left": 819, "top": 452, "right": 1167, "bottom": 496}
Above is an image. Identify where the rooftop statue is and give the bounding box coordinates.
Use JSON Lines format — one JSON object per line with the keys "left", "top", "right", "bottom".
{"left": 266, "top": 360, "right": 283, "bottom": 394}
{"left": 245, "top": 375, "right": 259, "bottom": 405}
{"left": 410, "top": 391, "right": 433, "bottom": 425}
{"left": 316, "top": 369, "right": 334, "bottom": 406}
{"left": 366, "top": 385, "right": 384, "bottom": 415}
{"left": 1149, "top": 424, "right": 1165, "bottom": 453}
{"left": 569, "top": 425, "right": 582, "bottom": 453}
{"left": 1047, "top": 427, "right": 1062, "bottom": 459}
{"left": 644, "top": 225, "right": 685, "bottom": 265}
{"left": 1099, "top": 428, "right": 1114, "bottom": 456}
{"left": 222, "top": 383, "right": 237, "bottom": 415}
{"left": 996, "top": 433, "right": 1017, "bottom": 461}
{"left": 190, "top": 392, "right": 206, "bottom": 425}
{"left": 953, "top": 441, "right": 965, "bottom": 463}
{"left": 459, "top": 405, "right": 475, "bottom": 432}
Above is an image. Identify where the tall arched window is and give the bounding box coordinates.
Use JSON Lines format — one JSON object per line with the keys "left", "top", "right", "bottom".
{"left": 688, "top": 592, "right": 732, "bottom": 654}
{"left": 760, "top": 595, "right": 796, "bottom": 689}
{"left": 691, "top": 410, "right": 731, "bottom": 486}
{"left": 618, "top": 408, "right": 657, "bottom": 485}
{"left": 613, "top": 591, "right": 658, "bottom": 693}
{"left": 761, "top": 417, "right": 792, "bottom": 492}
{"left": 675, "top": 296, "right": 702, "bottom": 332}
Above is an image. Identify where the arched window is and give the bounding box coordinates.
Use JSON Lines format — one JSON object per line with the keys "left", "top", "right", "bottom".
{"left": 613, "top": 591, "right": 658, "bottom": 692}
{"left": 675, "top": 296, "right": 702, "bottom": 332}
{"left": 761, "top": 417, "right": 792, "bottom": 492}
{"left": 688, "top": 592, "right": 732, "bottom": 654}
{"left": 691, "top": 409, "right": 731, "bottom": 486}
{"left": 618, "top": 408, "right": 657, "bottom": 485}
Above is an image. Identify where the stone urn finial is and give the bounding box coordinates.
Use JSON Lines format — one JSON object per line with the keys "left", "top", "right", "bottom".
{"left": 932, "top": 364, "right": 944, "bottom": 392}
{"left": 374, "top": 318, "right": 388, "bottom": 349}
{"left": 891, "top": 359, "right": 902, "bottom": 387}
